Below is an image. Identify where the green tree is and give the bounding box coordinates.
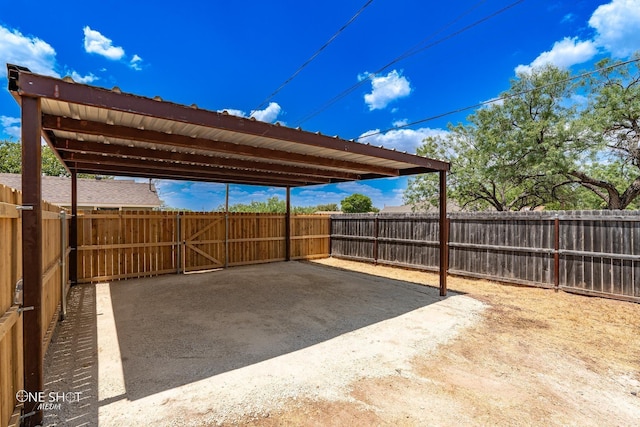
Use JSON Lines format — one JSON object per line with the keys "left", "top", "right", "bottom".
{"left": 406, "top": 65, "right": 578, "bottom": 211}
{"left": 406, "top": 58, "right": 640, "bottom": 211}
{"left": 1, "top": 140, "right": 67, "bottom": 176}
{"left": 315, "top": 203, "right": 340, "bottom": 211}
{"left": 567, "top": 56, "right": 640, "bottom": 209}
{"left": 340, "top": 193, "right": 377, "bottom": 213}
{"left": 0, "top": 140, "right": 22, "bottom": 173}
{"left": 0, "top": 140, "right": 112, "bottom": 179}
{"left": 225, "top": 196, "right": 286, "bottom": 213}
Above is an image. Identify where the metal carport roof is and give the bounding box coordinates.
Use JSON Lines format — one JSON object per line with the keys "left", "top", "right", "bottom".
{"left": 7, "top": 63, "right": 449, "bottom": 427}
{"left": 7, "top": 64, "right": 448, "bottom": 187}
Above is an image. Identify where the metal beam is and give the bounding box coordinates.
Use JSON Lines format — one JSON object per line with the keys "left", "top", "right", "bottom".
{"left": 285, "top": 187, "right": 291, "bottom": 262}
{"left": 21, "top": 95, "right": 44, "bottom": 427}
{"left": 7, "top": 70, "right": 450, "bottom": 170}
{"left": 42, "top": 115, "right": 401, "bottom": 176}
{"left": 70, "top": 171, "right": 78, "bottom": 285}
{"left": 439, "top": 170, "right": 448, "bottom": 297}
{"left": 70, "top": 162, "right": 317, "bottom": 187}
{"left": 58, "top": 152, "right": 332, "bottom": 185}
{"left": 52, "top": 138, "right": 362, "bottom": 180}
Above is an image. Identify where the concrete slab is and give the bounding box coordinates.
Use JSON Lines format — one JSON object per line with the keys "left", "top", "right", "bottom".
{"left": 43, "top": 261, "right": 484, "bottom": 426}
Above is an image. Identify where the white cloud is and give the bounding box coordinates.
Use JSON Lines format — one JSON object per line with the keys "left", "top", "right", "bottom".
{"left": 358, "top": 127, "right": 448, "bottom": 154}
{"left": 130, "top": 54, "right": 143, "bottom": 71}
{"left": 514, "top": 0, "right": 640, "bottom": 75}
{"left": 70, "top": 71, "right": 98, "bottom": 84}
{"left": 360, "top": 70, "right": 412, "bottom": 111}
{"left": 514, "top": 37, "right": 597, "bottom": 74}
{"left": 83, "top": 26, "right": 125, "bottom": 60}
{"left": 0, "top": 25, "right": 59, "bottom": 78}
{"left": 219, "top": 102, "right": 283, "bottom": 123}
{"left": 393, "top": 119, "right": 408, "bottom": 127}
{"left": 589, "top": 0, "right": 640, "bottom": 58}
{"left": 221, "top": 109, "right": 247, "bottom": 118}
{"left": 250, "top": 102, "right": 282, "bottom": 122}
{"left": 0, "top": 116, "right": 21, "bottom": 138}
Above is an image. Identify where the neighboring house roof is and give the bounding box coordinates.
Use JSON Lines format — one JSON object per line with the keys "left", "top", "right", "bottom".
{"left": 0, "top": 173, "right": 161, "bottom": 209}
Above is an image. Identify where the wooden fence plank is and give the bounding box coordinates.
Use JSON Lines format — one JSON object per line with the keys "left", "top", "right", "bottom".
{"left": 74, "top": 212, "right": 329, "bottom": 282}
{"left": 331, "top": 211, "right": 640, "bottom": 302}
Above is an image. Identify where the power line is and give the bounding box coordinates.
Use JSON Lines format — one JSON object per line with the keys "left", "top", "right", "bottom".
{"left": 293, "top": 0, "right": 524, "bottom": 126}
{"left": 252, "top": 0, "right": 375, "bottom": 113}
{"left": 357, "top": 57, "right": 640, "bottom": 141}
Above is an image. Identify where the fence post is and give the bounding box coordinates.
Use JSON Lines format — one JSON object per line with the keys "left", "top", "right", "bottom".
{"left": 554, "top": 216, "right": 560, "bottom": 291}
{"left": 59, "top": 210, "right": 67, "bottom": 320}
{"left": 176, "top": 213, "right": 181, "bottom": 274}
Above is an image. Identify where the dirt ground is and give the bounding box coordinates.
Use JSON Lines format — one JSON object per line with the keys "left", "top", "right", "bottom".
{"left": 238, "top": 258, "right": 640, "bottom": 427}
{"left": 42, "top": 259, "right": 640, "bottom": 427}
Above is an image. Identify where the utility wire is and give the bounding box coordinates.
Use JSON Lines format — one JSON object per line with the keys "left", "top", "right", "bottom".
{"left": 293, "top": 0, "right": 524, "bottom": 126}
{"left": 357, "top": 57, "right": 640, "bottom": 141}
{"left": 252, "top": 0, "right": 375, "bottom": 113}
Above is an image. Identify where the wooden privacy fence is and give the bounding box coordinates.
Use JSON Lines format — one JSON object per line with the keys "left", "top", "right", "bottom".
{"left": 331, "top": 211, "right": 640, "bottom": 303}
{"left": 0, "top": 184, "right": 69, "bottom": 427}
{"left": 76, "top": 212, "right": 330, "bottom": 283}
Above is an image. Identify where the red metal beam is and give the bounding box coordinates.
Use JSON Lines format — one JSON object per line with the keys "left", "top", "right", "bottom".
{"left": 21, "top": 96, "right": 44, "bottom": 427}
{"left": 439, "top": 170, "right": 448, "bottom": 297}
{"left": 52, "top": 138, "right": 362, "bottom": 180}
{"left": 42, "top": 115, "right": 401, "bottom": 176}
{"left": 69, "top": 162, "right": 317, "bottom": 187}
{"left": 70, "top": 171, "right": 78, "bottom": 285}
{"left": 9, "top": 70, "right": 450, "bottom": 170}
{"left": 59, "top": 151, "right": 331, "bottom": 185}
{"left": 285, "top": 187, "right": 291, "bottom": 261}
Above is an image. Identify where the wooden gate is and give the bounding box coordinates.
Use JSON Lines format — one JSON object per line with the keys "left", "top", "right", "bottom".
{"left": 180, "top": 213, "right": 226, "bottom": 272}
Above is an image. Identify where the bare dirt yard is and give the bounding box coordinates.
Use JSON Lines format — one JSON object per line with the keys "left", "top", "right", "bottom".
{"left": 43, "top": 259, "right": 640, "bottom": 426}
{"left": 252, "top": 258, "right": 640, "bottom": 427}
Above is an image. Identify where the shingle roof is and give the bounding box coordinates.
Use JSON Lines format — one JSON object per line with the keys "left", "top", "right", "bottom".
{"left": 0, "top": 173, "right": 161, "bottom": 208}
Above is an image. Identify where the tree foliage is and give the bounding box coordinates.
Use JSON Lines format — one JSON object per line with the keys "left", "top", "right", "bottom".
{"left": 1, "top": 140, "right": 68, "bottom": 176}
{"left": 221, "top": 196, "right": 337, "bottom": 214}
{"left": 340, "top": 193, "right": 378, "bottom": 213}
{"left": 406, "top": 56, "right": 640, "bottom": 211}
{"left": 568, "top": 56, "right": 640, "bottom": 209}
{"left": 0, "top": 140, "right": 111, "bottom": 179}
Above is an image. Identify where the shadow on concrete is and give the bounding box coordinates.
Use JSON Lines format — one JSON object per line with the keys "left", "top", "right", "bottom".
{"left": 106, "top": 261, "right": 457, "bottom": 401}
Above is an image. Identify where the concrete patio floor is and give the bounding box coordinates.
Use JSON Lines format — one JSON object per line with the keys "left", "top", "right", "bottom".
{"left": 42, "top": 261, "right": 483, "bottom": 426}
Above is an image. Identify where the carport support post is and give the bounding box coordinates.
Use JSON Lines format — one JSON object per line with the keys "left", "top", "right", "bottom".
{"left": 225, "top": 184, "right": 229, "bottom": 268}
{"left": 21, "top": 95, "right": 44, "bottom": 427}
{"left": 70, "top": 170, "right": 78, "bottom": 285}
{"left": 285, "top": 187, "right": 291, "bottom": 261}
{"left": 439, "top": 170, "right": 448, "bottom": 296}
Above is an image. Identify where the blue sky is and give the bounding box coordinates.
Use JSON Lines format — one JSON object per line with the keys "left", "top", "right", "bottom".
{"left": 1, "top": 0, "right": 639, "bottom": 210}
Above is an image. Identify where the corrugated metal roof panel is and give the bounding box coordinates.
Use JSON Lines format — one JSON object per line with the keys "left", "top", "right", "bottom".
{"left": 17, "top": 68, "right": 449, "bottom": 187}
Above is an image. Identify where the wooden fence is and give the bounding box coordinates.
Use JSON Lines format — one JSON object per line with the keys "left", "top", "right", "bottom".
{"left": 331, "top": 211, "right": 640, "bottom": 303}
{"left": 0, "top": 184, "right": 69, "bottom": 427}
{"left": 76, "top": 212, "right": 330, "bottom": 283}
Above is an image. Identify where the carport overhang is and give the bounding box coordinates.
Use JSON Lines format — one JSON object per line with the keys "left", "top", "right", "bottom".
{"left": 7, "top": 63, "right": 449, "bottom": 426}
